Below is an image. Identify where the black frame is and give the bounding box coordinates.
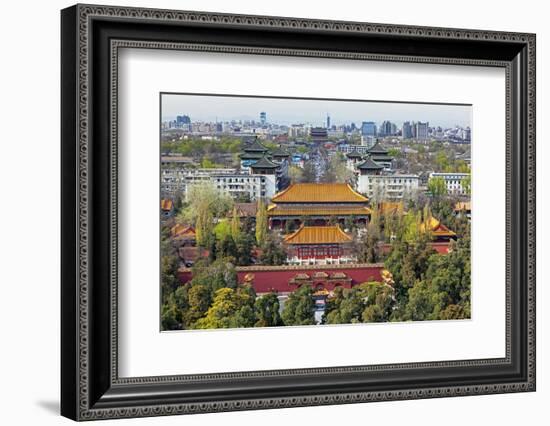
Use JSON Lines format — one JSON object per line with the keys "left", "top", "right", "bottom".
{"left": 61, "top": 4, "right": 536, "bottom": 421}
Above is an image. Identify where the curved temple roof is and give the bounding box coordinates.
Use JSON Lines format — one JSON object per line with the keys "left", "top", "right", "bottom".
{"left": 271, "top": 183, "right": 368, "bottom": 203}
{"left": 284, "top": 225, "right": 353, "bottom": 245}
{"left": 357, "top": 157, "right": 384, "bottom": 170}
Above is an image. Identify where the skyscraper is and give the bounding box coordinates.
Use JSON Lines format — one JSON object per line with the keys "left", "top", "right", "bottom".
{"left": 176, "top": 115, "right": 191, "bottom": 125}
{"left": 326, "top": 114, "right": 331, "bottom": 129}
{"left": 415, "top": 122, "right": 429, "bottom": 140}
{"left": 361, "top": 121, "right": 377, "bottom": 137}
{"left": 260, "top": 111, "right": 267, "bottom": 126}
{"left": 380, "top": 120, "right": 397, "bottom": 136}
{"left": 402, "top": 121, "right": 413, "bottom": 139}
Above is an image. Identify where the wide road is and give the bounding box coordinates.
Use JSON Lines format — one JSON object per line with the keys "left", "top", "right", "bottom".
{"left": 309, "top": 145, "right": 328, "bottom": 182}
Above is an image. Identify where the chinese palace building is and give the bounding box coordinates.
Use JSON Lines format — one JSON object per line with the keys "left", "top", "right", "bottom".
{"left": 267, "top": 183, "right": 372, "bottom": 229}
{"left": 366, "top": 140, "right": 393, "bottom": 169}
{"left": 419, "top": 216, "right": 457, "bottom": 242}
{"left": 283, "top": 225, "right": 356, "bottom": 265}
{"left": 239, "top": 138, "right": 270, "bottom": 170}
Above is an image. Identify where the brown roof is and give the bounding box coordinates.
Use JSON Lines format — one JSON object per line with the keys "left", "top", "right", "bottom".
{"left": 178, "top": 246, "right": 208, "bottom": 262}
{"left": 267, "top": 204, "right": 372, "bottom": 217}
{"left": 160, "top": 199, "right": 173, "bottom": 211}
{"left": 171, "top": 223, "right": 196, "bottom": 239}
{"left": 233, "top": 202, "right": 258, "bottom": 218}
{"left": 284, "top": 225, "right": 353, "bottom": 245}
{"left": 271, "top": 183, "right": 368, "bottom": 203}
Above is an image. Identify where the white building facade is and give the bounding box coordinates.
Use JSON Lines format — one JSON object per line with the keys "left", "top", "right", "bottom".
{"left": 429, "top": 172, "right": 470, "bottom": 195}
{"left": 161, "top": 166, "right": 277, "bottom": 200}
{"left": 358, "top": 174, "right": 420, "bottom": 201}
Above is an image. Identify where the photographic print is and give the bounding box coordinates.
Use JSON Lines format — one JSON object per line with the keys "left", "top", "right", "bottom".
{"left": 160, "top": 93, "right": 472, "bottom": 331}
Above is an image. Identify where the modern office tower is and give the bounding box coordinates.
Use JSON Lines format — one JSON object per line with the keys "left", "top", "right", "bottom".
{"left": 326, "top": 113, "right": 331, "bottom": 129}
{"left": 380, "top": 120, "right": 398, "bottom": 136}
{"left": 415, "top": 121, "right": 429, "bottom": 140}
{"left": 402, "top": 121, "right": 413, "bottom": 139}
{"left": 260, "top": 111, "right": 267, "bottom": 126}
{"left": 176, "top": 115, "right": 191, "bottom": 126}
{"left": 361, "top": 121, "right": 377, "bottom": 137}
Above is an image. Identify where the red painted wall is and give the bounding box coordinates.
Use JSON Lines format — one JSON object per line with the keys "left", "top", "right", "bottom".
{"left": 178, "top": 265, "right": 384, "bottom": 294}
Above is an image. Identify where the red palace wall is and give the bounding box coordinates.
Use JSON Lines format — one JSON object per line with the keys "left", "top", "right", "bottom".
{"left": 379, "top": 242, "right": 451, "bottom": 255}
{"left": 178, "top": 264, "right": 385, "bottom": 294}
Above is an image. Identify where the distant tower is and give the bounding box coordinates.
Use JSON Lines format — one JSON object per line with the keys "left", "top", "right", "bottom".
{"left": 326, "top": 113, "right": 331, "bottom": 129}
{"left": 260, "top": 111, "right": 267, "bottom": 126}
{"left": 361, "top": 121, "right": 377, "bottom": 137}
{"left": 402, "top": 121, "right": 413, "bottom": 139}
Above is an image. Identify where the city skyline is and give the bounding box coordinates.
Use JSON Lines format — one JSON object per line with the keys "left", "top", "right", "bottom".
{"left": 162, "top": 93, "right": 472, "bottom": 129}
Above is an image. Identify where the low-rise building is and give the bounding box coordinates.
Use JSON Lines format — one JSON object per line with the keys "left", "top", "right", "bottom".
{"left": 212, "top": 172, "right": 276, "bottom": 201}
{"left": 429, "top": 172, "right": 470, "bottom": 195}
{"left": 337, "top": 144, "right": 372, "bottom": 155}
{"left": 160, "top": 164, "right": 276, "bottom": 201}
{"left": 358, "top": 173, "right": 420, "bottom": 201}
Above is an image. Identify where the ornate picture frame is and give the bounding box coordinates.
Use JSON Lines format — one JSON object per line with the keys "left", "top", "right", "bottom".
{"left": 61, "top": 4, "right": 535, "bottom": 421}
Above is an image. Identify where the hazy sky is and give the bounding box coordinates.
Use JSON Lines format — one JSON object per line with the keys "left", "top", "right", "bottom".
{"left": 161, "top": 93, "right": 471, "bottom": 128}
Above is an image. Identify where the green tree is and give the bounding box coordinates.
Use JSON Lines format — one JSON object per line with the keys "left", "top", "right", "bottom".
{"left": 358, "top": 232, "right": 380, "bottom": 263}
{"left": 216, "top": 234, "right": 238, "bottom": 260}
{"left": 461, "top": 173, "right": 471, "bottom": 196}
{"left": 190, "top": 259, "right": 238, "bottom": 293}
{"left": 195, "top": 207, "right": 213, "bottom": 247}
{"left": 213, "top": 219, "right": 231, "bottom": 241}
{"left": 255, "top": 293, "right": 284, "bottom": 327}
{"left": 183, "top": 284, "right": 212, "bottom": 327}
{"left": 235, "top": 233, "right": 254, "bottom": 266}
{"left": 230, "top": 206, "right": 241, "bottom": 241}
{"left": 177, "top": 182, "right": 233, "bottom": 226}
{"left": 435, "top": 151, "right": 450, "bottom": 171}
{"left": 260, "top": 234, "right": 287, "bottom": 265}
{"left": 427, "top": 176, "right": 447, "bottom": 199}
{"left": 324, "top": 287, "right": 364, "bottom": 324}
{"left": 301, "top": 161, "right": 317, "bottom": 183}
{"left": 281, "top": 285, "right": 316, "bottom": 326}
{"left": 400, "top": 234, "right": 471, "bottom": 321}
{"left": 160, "top": 253, "right": 180, "bottom": 304}
{"left": 288, "top": 165, "right": 305, "bottom": 183}
{"left": 161, "top": 294, "right": 181, "bottom": 330}
{"left": 360, "top": 282, "right": 395, "bottom": 322}
{"left": 321, "top": 153, "right": 354, "bottom": 183}
{"left": 385, "top": 235, "right": 435, "bottom": 310}
{"left": 195, "top": 286, "right": 257, "bottom": 329}
{"left": 255, "top": 199, "right": 268, "bottom": 246}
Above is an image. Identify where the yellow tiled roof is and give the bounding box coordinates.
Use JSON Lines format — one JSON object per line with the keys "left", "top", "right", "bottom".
{"left": 271, "top": 183, "right": 368, "bottom": 203}
{"left": 284, "top": 226, "right": 353, "bottom": 245}
{"left": 419, "top": 217, "right": 456, "bottom": 237}
{"left": 160, "top": 199, "right": 173, "bottom": 211}
{"left": 454, "top": 201, "right": 471, "bottom": 211}
{"left": 267, "top": 205, "right": 372, "bottom": 217}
